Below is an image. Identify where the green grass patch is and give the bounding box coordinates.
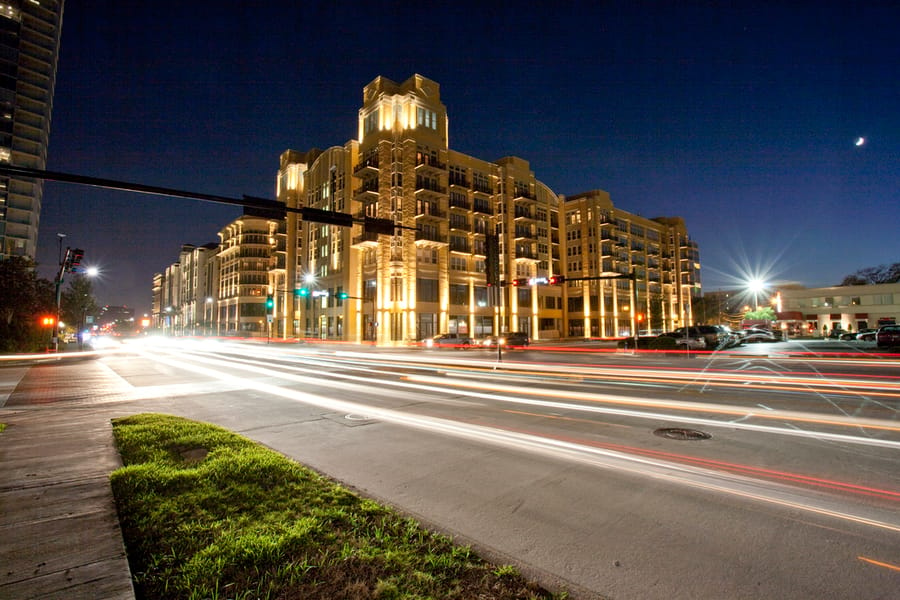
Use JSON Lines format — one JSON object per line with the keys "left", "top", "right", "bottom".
{"left": 111, "top": 413, "right": 567, "bottom": 600}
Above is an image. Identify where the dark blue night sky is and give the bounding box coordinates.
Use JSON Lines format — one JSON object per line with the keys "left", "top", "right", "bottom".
{"left": 35, "top": 2, "right": 900, "bottom": 314}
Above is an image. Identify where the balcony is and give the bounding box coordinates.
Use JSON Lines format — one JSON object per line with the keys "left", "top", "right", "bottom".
{"left": 449, "top": 196, "right": 471, "bottom": 210}
{"left": 473, "top": 200, "right": 493, "bottom": 214}
{"left": 415, "top": 230, "right": 448, "bottom": 245}
{"left": 353, "top": 184, "right": 380, "bottom": 200}
{"left": 415, "top": 157, "right": 447, "bottom": 172}
{"left": 513, "top": 191, "right": 537, "bottom": 202}
{"left": 352, "top": 158, "right": 380, "bottom": 176}
{"left": 352, "top": 230, "right": 380, "bottom": 248}
{"left": 514, "top": 209, "right": 535, "bottom": 220}
{"left": 415, "top": 182, "right": 447, "bottom": 198}
{"left": 416, "top": 206, "right": 447, "bottom": 220}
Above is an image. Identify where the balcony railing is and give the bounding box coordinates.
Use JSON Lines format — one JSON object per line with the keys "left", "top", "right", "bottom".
{"left": 415, "top": 182, "right": 447, "bottom": 195}
{"left": 449, "top": 197, "right": 471, "bottom": 210}
{"left": 473, "top": 201, "right": 492, "bottom": 214}
{"left": 415, "top": 230, "right": 448, "bottom": 244}
{"left": 416, "top": 207, "right": 447, "bottom": 219}
{"left": 352, "top": 231, "right": 380, "bottom": 246}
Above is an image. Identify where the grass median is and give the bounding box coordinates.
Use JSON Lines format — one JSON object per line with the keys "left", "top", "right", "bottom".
{"left": 110, "top": 413, "right": 568, "bottom": 600}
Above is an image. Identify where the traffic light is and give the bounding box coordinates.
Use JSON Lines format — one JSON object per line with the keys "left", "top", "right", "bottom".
{"left": 511, "top": 278, "right": 529, "bottom": 287}
{"left": 337, "top": 292, "right": 349, "bottom": 300}
{"left": 70, "top": 248, "right": 84, "bottom": 268}
{"left": 265, "top": 295, "right": 274, "bottom": 314}
{"left": 296, "top": 288, "right": 309, "bottom": 297}
{"left": 548, "top": 275, "right": 566, "bottom": 285}
{"left": 636, "top": 313, "right": 645, "bottom": 322}
{"left": 63, "top": 247, "right": 85, "bottom": 273}
{"left": 40, "top": 316, "right": 55, "bottom": 327}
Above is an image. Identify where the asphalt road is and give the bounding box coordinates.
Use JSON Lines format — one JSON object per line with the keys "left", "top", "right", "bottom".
{"left": 4, "top": 338, "right": 899, "bottom": 599}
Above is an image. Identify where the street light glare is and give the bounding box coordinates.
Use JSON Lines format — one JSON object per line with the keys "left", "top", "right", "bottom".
{"left": 747, "top": 278, "right": 766, "bottom": 293}
{"left": 85, "top": 266, "right": 99, "bottom": 277}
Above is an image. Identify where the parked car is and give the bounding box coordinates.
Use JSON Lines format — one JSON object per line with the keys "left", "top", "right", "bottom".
{"left": 665, "top": 325, "right": 737, "bottom": 349}
{"left": 856, "top": 329, "right": 877, "bottom": 341}
{"left": 739, "top": 328, "right": 778, "bottom": 343}
{"left": 658, "top": 329, "right": 707, "bottom": 350}
{"left": 479, "top": 332, "right": 529, "bottom": 348}
{"left": 424, "top": 333, "right": 473, "bottom": 349}
{"left": 876, "top": 325, "right": 900, "bottom": 349}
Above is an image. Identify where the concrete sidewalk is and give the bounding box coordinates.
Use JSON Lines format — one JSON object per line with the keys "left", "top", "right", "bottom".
{"left": 0, "top": 361, "right": 135, "bottom": 599}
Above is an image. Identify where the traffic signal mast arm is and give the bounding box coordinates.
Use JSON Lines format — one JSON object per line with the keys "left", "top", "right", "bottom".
{"left": 0, "top": 165, "right": 397, "bottom": 235}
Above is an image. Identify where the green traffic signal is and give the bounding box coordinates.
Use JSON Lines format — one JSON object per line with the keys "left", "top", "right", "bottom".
{"left": 265, "top": 295, "right": 274, "bottom": 310}
{"left": 296, "top": 288, "right": 309, "bottom": 297}
{"left": 337, "top": 292, "right": 349, "bottom": 300}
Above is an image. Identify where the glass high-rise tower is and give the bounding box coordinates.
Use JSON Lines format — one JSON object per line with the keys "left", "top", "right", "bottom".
{"left": 0, "top": 0, "right": 64, "bottom": 260}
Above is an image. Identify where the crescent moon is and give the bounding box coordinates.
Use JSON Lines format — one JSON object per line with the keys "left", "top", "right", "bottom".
{"left": 855, "top": 137, "right": 865, "bottom": 146}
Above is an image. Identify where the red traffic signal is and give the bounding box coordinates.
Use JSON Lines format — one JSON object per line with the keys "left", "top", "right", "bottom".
{"left": 511, "top": 278, "right": 529, "bottom": 287}
{"left": 548, "top": 275, "right": 566, "bottom": 285}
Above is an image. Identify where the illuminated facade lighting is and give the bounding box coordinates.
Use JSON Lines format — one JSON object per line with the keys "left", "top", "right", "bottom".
{"left": 0, "top": 0, "right": 63, "bottom": 260}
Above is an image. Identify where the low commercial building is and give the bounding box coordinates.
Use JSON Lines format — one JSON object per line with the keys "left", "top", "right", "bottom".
{"left": 778, "top": 282, "right": 899, "bottom": 335}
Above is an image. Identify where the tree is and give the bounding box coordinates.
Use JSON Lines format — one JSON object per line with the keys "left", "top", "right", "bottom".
{"left": 839, "top": 262, "right": 900, "bottom": 286}
{"left": 743, "top": 306, "right": 776, "bottom": 321}
{"left": 60, "top": 274, "right": 99, "bottom": 337}
{"left": 0, "top": 257, "right": 55, "bottom": 352}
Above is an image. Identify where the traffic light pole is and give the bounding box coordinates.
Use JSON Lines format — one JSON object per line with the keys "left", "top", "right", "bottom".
{"left": 550, "top": 272, "right": 639, "bottom": 350}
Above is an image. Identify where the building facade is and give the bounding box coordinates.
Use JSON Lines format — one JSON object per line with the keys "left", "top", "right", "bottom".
{"left": 215, "top": 215, "right": 277, "bottom": 336}
{"left": 0, "top": 0, "right": 64, "bottom": 260}
{"left": 154, "top": 74, "right": 701, "bottom": 343}
{"left": 778, "top": 282, "right": 899, "bottom": 335}
{"left": 273, "top": 74, "right": 701, "bottom": 343}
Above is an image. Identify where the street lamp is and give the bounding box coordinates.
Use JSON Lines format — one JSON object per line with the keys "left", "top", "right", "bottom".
{"left": 747, "top": 278, "right": 766, "bottom": 311}
{"left": 205, "top": 297, "right": 214, "bottom": 335}
{"left": 303, "top": 273, "right": 317, "bottom": 337}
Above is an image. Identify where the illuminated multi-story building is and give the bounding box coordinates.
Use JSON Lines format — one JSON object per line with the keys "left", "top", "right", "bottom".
{"left": 559, "top": 191, "right": 700, "bottom": 336}
{"left": 0, "top": 0, "right": 64, "bottom": 260}
{"left": 272, "top": 74, "right": 701, "bottom": 344}
{"left": 176, "top": 242, "right": 218, "bottom": 335}
{"left": 153, "top": 74, "right": 700, "bottom": 342}
{"left": 215, "top": 214, "right": 278, "bottom": 336}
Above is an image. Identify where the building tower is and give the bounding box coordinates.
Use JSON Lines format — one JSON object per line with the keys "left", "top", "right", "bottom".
{"left": 0, "top": 0, "right": 64, "bottom": 260}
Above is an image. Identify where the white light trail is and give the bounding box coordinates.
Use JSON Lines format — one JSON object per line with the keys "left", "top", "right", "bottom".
{"left": 133, "top": 347, "right": 900, "bottom": 534}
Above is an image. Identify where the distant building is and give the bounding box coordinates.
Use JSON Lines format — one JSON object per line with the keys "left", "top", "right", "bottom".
{"left": 778, "top": 282, "right": 900, "bottom": 334}
{"left": 0, "top": 0, "right": 64, "bottom": 260}
{"left": 215, "top": 214, "right": 277, "bottom": 336}
{"left": 97, "top": 305, "right": 135, "bottom": 329}
{"left": 177, "top": 242, "right": 218, "bottom": 335}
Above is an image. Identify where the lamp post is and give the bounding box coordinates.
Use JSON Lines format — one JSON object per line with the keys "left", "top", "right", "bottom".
{"left": 205, "top": 297, "right": 214, "bottom": 335}
{"left": 303, "top": 273, "right": 317, "bottom": 338}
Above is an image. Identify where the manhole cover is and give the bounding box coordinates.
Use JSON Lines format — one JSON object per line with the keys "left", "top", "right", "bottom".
{"left": 653, "top": 427, "right": 712, "bottom": 440}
